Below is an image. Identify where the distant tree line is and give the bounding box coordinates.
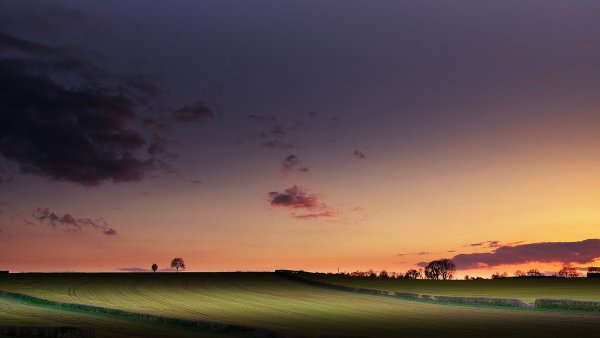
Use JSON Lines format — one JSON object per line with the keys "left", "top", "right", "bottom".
{"left": 490, "top": 266, "right": 583, "bottom": 279}
{"left": 338, "top": 261, "right": 598, "bottom": 280}
{"left": 342, "top": 259, "right": 456, "bottom": 280}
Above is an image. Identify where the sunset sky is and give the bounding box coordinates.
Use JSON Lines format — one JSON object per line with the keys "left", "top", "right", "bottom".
{"left": 1, "top": 1, "right": 600, "bottom": 277}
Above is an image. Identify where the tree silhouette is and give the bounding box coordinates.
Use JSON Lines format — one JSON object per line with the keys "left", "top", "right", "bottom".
{"left": 425, "top": 259, "right": 456, "bottom": 280}
{"left": 171, "top": 258, "right": 185, "bottom": 272}
{"left": 404, "top": 269, "right": 421, "bottom": 279}
{"left": 526, "top": 268, "right": 543, "bottom": 277}
{"left": 491, "top": 272, "right": 508, "bottom": 279}
{"left": 151, "top": 263, "right": 158, "bottom": 273}
{"left": 514, "top": 270, "right": 526, "bottom": 277}
{"left": 558, "top": 266, "right": 579, "bottom": 278}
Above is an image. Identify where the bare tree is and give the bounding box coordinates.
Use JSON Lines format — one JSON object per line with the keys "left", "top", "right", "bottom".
{"left": 379, "top": 270, "right": 389, "bottom": 278}
{"left": 151, "top": 263, "right": 158, "bottom": 273}
{"left": 526, "top": 268, "right": 543, "bottom": 277}
{"left": 171, "top": 258, "right": 186, "bottom": 272}
{"left": 514, "top": 270, "right": 526, "bottom": 277}
{"left": 558, "top": 266, "right": 579, "bottom": 278}
{"left": 404, "top": 269, "right": 421, "bottom": 279}
{"left": 425, "top": 259, "right": 456, "bottom": 280}
{"left": 491, "top": 272, "right": 508, "bottom": 279}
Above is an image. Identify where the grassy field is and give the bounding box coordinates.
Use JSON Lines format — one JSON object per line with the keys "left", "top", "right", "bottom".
{"left": 298, "top": 273, "right": 600, "bottom": 303}
{"left": 1, "top": 272, "right": 600, "bottom": 337}
{"left": 0, "top": 296, "right": 222, "bottom": 338}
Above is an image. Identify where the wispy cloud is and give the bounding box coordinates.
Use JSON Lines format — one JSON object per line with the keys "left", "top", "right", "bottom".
{"left": 465, "top": 240, "right": 502, "bottom": 248}
{"left": 31, "top": 207, "right": 117, "bottom": 236}
{"left": 240, "top": 111, "right": 341, "bottom": 149}
{"left": 281, "top": 155, "right": 309, "bottom": 176}
{"left": 396, "top": 251, "right": 434, "bottom": 257}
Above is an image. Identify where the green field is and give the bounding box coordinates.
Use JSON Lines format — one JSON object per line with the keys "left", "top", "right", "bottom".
{"left": 299, "top": 273, "right": 600, "bottom": 303}
{"left": 0, "top": 296, "right": 221, "bottom": 338}
{"left": 1, "top": 272, "right": 600, "bottom": 337}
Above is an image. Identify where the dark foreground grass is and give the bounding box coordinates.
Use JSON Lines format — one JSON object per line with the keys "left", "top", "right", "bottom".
{"left": 1, "top": 272, "right": 600, "bottom": 337}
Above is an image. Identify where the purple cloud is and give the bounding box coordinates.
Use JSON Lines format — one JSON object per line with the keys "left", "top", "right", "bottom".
{"left": 268, "top": 185, "right": 336, "bottom": 219}
{"left": 448, "top": 239, "right": 600, "bottom": 269}
{"left": 353, "top": 150, "right": 367, "bottom": 159}
{"left": 269, "top": 186, "right": 319, "bottom": 209}
{"left": 281, "top": 155, "right": 309, "bottom": 176}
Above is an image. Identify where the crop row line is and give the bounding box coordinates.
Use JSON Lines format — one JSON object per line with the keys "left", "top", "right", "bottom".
{"left": 0, "top": 289, "right": 283, "bottom": 338}
{"left": 277, "top": 272, "right": 600, "bottom": 312}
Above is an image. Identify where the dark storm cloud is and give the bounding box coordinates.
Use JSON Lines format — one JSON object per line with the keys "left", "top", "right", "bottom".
{"left": 268, "top": 185, "right": 336, "bottom": 219}
{"left": 0, "top": 31, "right": 214, "bottom": 186}
{"left": 32, "top": 207, "right": 118, "bottom": 236}
{"left": 428, "top": 239, "right": 600, "bottom": 270}
{"left": 353, "top": 150, "right": 367, "bottom": 159}
{"left": 0, "top": 33, "right": 158, "bottom": 186}
{"left": 281, "top": 155, "right": 309, "bottom": 176}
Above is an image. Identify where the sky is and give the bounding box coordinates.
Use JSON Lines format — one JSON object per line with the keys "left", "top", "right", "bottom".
{"left": 1, "top": 0, "right": 600, "bottom": 277}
